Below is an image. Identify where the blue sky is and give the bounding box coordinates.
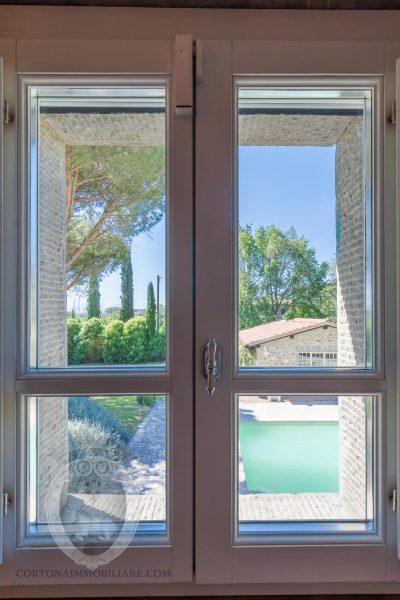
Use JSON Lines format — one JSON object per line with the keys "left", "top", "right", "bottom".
{"left": 239, "top": 145, "right": 336, "bottom": 264}
{"left": 68, "top": 145, "right": 336, "bottom": 312}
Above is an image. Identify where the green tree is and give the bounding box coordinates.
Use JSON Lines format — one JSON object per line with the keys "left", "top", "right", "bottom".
{"left": 67, "top": 318, "right": 86, "bottom": 365}
{"left": 81, "top": 318, "right": 105, "bottom": 363}
{"left": 146, "top": 281, "right": 156, "bottom": 338}
{"left": 67, "top": 224, "right": 128, "bottom": 291}
{"left": 103, "top": 320, "right": 126, "bottom": 363}
{"left": 319, "top": 260, "right": 337, "bottom": 322}
{"left": 149, "top": 327, "right": 166, "bottom": 362}
{"left": 120, "top": 254, "right": 134, "bottom": 322}
{"left": 124, "top": 316, "right": 149, "bottom": 364}
{"left": 239, "top": 225, "right": 331, "bottom": 329}
{"left": 66, "top": 145, "right": 165, "bottom": 289}
{"left": 239, "top": 342, "right": 255, "bottom": 367}
{"left": 87, "top": 272, "right": 101, "bottom": 318}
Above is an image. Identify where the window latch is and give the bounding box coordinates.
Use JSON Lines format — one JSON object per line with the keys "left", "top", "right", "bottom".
{"left": 202, "top": 338, "right": 222, "bottom": 395}
{"left": 3, "top": 100, "right": 13, "bottom": 125}
{"left": 2, "top": 492, "right": 11, "bottom": 516}
{"left": 390, "top": 488, "right": 397, "bottom": 512}
{"left": 390, "top": 101, "right": 396, "bottom": 125}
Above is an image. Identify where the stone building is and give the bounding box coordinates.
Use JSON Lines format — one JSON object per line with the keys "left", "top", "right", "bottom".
{"left": 239, "top": 317, "right": 337, "bottom": 368}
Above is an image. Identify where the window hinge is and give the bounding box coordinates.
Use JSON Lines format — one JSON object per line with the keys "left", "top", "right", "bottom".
{"left": 3, "top": 100, "right": 13, "bottom": 125}
{"left": 390, "top": 488, "right": 397, "bottom": 512}
{"left": 390, "top": 101, "right": 396, "bottom": 125}
{"left": 2, "top": 493, "right": 11, "bottom": 516}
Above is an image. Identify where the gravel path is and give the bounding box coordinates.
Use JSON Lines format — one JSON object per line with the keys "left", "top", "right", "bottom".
{"left": 115, "top": 399, "right": 166, "bottom": 496}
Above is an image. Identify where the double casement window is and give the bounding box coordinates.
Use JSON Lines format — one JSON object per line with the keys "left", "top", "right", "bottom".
{"left": 0, "top": 9, "right": 399, "bottom": 594}
{"left": 297, "top": 352, "right": 338, "bottom": 367}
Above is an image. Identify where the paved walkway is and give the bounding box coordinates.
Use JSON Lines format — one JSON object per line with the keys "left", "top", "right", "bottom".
{"left": 118, "top": 399, "right": 166, "bottom": 496}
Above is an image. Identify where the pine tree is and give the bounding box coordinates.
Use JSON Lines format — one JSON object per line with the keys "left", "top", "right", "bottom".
{"left": 146, "top": 281, "right": 156, "bottom": 338}
{"left": 87, "top": 271, "right": 101, "bottom": 318}
{"left": 120, "top": 254, "right": 134, "bottom": 322}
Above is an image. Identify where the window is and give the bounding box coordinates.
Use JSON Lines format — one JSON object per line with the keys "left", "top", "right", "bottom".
{"left": 0, "top": 21, "right": 395, "bottom": 590}
{"left": 233, "top": 83, "right": 380, "bottom": 539}
{"left": 13, "top": 64, "right": 192, "bottom": 584}
{"left": 237, "top": 87, "right": 374, "bottom": 371}
{"left": 237, "top": 393, "right": 376, "bottom": 536}
{"left": 27, "top": 86, "right": 167, "bottom": 372}
{"left": 298, "top": 351, "right": 338, "bottom": 367}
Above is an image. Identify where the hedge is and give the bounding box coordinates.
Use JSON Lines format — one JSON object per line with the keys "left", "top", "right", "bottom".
{"left": 67, "top": 316, "right": 166, "bottom": 365}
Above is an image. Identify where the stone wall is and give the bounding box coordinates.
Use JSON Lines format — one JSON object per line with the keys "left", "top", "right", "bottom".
{"left": 255, "top": 325, "right": 337, "bottom": 367}
{"left": 37, "top": 118, "right": 68, "bottom": 522}
{"left": 336, "top": 116, "right": 368, "bottom": 518}
{"left": 38, "top": 119, "right": 67, "bottom": 368}
{"left": 336, "top": 116, "right": 365, "bottom": 368}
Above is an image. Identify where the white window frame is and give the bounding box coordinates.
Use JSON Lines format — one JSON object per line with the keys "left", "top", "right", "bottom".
{"left": 195, "top": 40, "right": 389, "bottom": 585}
{"left": 0, "top": 37, "right": 194, "bottom": 586}
{"left": 232, "top": 75, "right": 382, "bottom": 539}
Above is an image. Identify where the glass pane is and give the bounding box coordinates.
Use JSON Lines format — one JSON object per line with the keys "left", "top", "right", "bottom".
{"left": 236, "top": 394, "right": 375, "bottom": 536}
{"left": 28, "top": 395, "right": 167, "bottom": 539}
{"left": 237, "top": 88, "right": 373, "bottom": 370}
{"left": 29, "top": 87, "right": 167, "bottom": 369}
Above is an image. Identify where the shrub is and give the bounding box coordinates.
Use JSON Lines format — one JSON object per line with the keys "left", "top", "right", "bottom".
{"left": 136, "top": 395, "right": 160, "bottom": 407}
{"left": 149, "top": 328, "right": 166, "bottom": 361}
{"left": 103, "top": 320, "right": 126, "bottom": 363}
{"left": 123, "top": 316, "right": 149, "bottom": 363}
{"left": 67, "top": 318, "right": 86, "bottom": 365}
{"left": 68, "top": 419, "right": 125, "bottom": 462}
{"left": 68, "top": 396, "right": 130, "bottom": 445}
{"left": 81, "top": 317, "right": 105, "bottom": 363}
{"left": 68, "top": 419, "right": 125, "bottom": 494}
{"left": 239, "top": 342, "right": 255, "bottom": 366}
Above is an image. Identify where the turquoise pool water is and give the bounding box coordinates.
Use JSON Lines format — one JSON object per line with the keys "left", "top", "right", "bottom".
{"left": 239, "top": 421, "right": 339, "bottom": 494}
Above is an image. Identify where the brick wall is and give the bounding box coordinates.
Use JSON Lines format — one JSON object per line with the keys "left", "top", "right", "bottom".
{"left": 336, "top": 116, "right": 368, "bottom": 518}
{"left": 37, "top": 118, "right": 68, "bottom": 521}
{"left": 336, "top": 116, "right": 365, "bottom": 368}
{"left": 255, "top": 326, "right": 337, "bottom": 367}
{"left": 38, "top": 119, "right": 67, "bottom": 368}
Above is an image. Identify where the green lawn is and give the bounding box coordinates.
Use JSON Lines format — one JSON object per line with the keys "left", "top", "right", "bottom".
{"left": 91, "top": 395, "right": 161, "bottom": 436}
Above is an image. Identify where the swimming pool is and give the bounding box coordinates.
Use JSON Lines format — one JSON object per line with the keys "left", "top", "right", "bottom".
{"left": 239, "top": 421, "right": 339, "bottom": 494}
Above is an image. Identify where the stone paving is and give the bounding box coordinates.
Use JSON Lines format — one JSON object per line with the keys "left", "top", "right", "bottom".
{"left": 118, "top": 399, "right": 166, "bottom": 497}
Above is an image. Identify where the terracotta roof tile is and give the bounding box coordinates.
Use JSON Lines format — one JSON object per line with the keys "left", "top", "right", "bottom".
{"left": 239, "top": 318, "right": 336, "bottom": 347}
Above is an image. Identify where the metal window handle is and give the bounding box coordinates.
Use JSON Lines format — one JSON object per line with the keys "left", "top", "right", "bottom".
{"left": 202, "top": 338, "right": 222, "bottom": 395}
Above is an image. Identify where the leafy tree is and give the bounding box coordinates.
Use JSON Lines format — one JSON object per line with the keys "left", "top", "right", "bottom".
{"left": 124, "top": 316, "right": 149, "bottom": 364}
{"left": 67, "top": 223, "right": 128, "bottom": 291}
{"left": 120, "top": 254, "right": 134, "bottom": 322}
{"left": 66, "top": 145, "right": 165, "bottom": 289}
{"left": 146, "top": 281, "right": 156, "bottom": 338}
{"left": 81, "top": 317, "right": 104, "bottom": 363}
{"left": 87, "top": 272, "right": 101, "bottom": 318}
{"left": 239, "top": 225, "right": 331, "bottom": 329}
{"left": 239, "top": 342, "right": 255, "bottom": 367}
{"left": 319, "top": 260, "right": 337, "bottom": 322}
{"left": 149, "top": 327, "right": 166, "bottom": 362}
{"left": 103, "top": 320, "right": 126, "bottom": 364}
{"left": 67, "top": 318, "right": 86, "bottom": 365}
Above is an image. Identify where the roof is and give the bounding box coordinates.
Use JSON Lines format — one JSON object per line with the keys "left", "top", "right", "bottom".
{"left": 239, "top": 318, "right": 336, "bottom": 348}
